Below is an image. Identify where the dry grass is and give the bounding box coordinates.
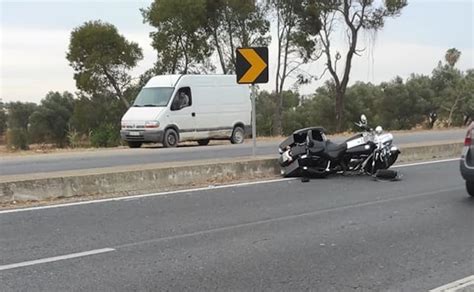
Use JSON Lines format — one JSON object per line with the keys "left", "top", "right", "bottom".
{"left": 0, "top": 143, "right": 129, "bottom": 157}
{"left": 0, "top": 127, "right": 464, "bottom": 158}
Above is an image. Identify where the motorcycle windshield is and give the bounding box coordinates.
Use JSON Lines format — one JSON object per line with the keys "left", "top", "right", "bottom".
{"left": 344, "top": 133, "right": 363, "bottom": 143}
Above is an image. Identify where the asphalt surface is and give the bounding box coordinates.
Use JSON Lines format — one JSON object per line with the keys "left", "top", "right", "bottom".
{"left": 0, "top": 129, "right": 465, "bottom": 176}
{"left": 1, "top": 160, "right": 472, "bottom": 291}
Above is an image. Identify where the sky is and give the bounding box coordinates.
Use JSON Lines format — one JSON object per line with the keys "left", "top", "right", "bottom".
{"left": 1, "top": 0, "right": 473, "bottom": 103}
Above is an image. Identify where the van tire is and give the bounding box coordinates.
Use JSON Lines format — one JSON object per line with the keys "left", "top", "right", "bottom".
{"left": 127, "top": 142, "right": 142, "bottom": 148}
{"left": 466, "top": 181, "right": 474, "bottom": 197}
{"left": 197, "top": 139, "right": 210, "bottom": 146}
{"left": 230, "top": 126, "right": 245, "bottom": 144}
{"left": 163, "top": 129, "right": 179, "bottom": 148}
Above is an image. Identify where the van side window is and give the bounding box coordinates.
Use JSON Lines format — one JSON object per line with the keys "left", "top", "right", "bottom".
{"left": 171, "top": 87, "right": 192, "bottom": 111}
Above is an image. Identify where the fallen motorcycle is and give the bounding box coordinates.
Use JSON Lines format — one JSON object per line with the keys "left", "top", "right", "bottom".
{"left": 278, "top": 115, "right": 400, "bottom": 178}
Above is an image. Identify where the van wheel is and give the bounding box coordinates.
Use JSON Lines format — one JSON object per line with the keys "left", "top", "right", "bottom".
{"left": 163, "top": 129, "right": 179, "bottom": 148}
{"left": 127, "top": 142, "right": 142, "bottom": 148}
{"left": 197, "top": 139, "right": 210, "bottom": 146}
{"left": 231, "top": 126, "right": 245, "bottom": 144}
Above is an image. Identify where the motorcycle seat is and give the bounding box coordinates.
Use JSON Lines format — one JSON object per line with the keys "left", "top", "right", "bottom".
{"left": 307, "top": 140, "right": 326, "bottom": 155}
{"left": 325, "top": 141, "right": 347, "bottom": 159}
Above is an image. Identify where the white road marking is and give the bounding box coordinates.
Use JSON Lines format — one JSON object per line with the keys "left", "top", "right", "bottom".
{"left": 0, "top": 178, "right": 294, "bottom": 214}
{"left": 430, "top": 275, "right": 474, "bottom": 292}
{"left": 0, "top": 158, "right": 460, "bottom": 215}
{"left": 0, "top": 248, "right": 115, "bottom": 272}
{"left": 392, "top": 158, "right": 460, "bottom": 168}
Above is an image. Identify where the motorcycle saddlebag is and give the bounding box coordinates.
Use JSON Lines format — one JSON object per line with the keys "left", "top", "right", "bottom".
{"left": 279, "top": 135, "right": 296, "bottom": 151}
{"left": 279, "top": 127, "right": 327, "bottom": 151}
{"left": 281, "top": 159, "right": 301, "bottom": 177}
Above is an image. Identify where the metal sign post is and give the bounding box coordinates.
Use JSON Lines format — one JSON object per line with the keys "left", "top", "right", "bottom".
{"left": 235, "top": 47, "right": 268, "bottom": 157}
{"left": 251, "top": 84, "right": 257, "bottom": 156}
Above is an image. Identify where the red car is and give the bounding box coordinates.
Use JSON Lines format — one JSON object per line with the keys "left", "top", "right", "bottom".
{"left": 460, "top": 122, "right": 474, "bottom": 196}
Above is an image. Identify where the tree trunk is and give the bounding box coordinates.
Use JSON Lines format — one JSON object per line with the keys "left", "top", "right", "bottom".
{"left": 102, "top": 66, "right": 129, "bottom": 108}
{"left": 335, "top": 89, "right": 344, "bottom": 132}
{"left": 274, "top": 24, "right": 293, "bottom": 137}
{"left": 224, "top": 8, "right": 236, "bottom": 67}
{"left": 273, "top": 92, "right": 283, "bottom": 136}
{"left": 171, "top": 37, "right": 181, "bottom": 74}
{"left": 447, "top": 95, "right": 463, "bottom": 127}
{"left": 180, "top": 38, "right": 189, "bottom": 74}
{"left": 213, "top": 29, "right": 227, "bottom": 74}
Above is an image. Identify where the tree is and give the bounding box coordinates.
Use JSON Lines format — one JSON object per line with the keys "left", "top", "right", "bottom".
{"left": 432, "top": 49, "right": 469, "bottom": 126}
{"left": 5, "top": 102, "right": 37, "bottom": 150}
{"left": 70, "top": 92, "right": 126, "bottom": 147}
{"left": 6, "top": 102, "right": 37, "bottom": 130}
{"left": 268, "top": 0, "right": 323, "bottom": 135}
{"left": 67, "top": 21, "right": 143, "bottom": 108}
{"left": 256, "top": 91, "right": 277, "bottom": 136}
{"left": 303, "top": 81, "right": 339, "bottom": 131}
{"left": 256, "top": 89, "right": 303, "bottom": 136}
{"left": 142, "top": 0, "right": 213, "bottom": 74}
{"left": 71, "top": 93, "right": 125, "bottom": 133}
{"left": 344, "top": 81, "right": 382, "bottom": 128}
{"left": 461, "top": 69, "right": 474, "bottom": 124}
{"left": 445, "top": 48, "right": 461, "bottom": 68}
{"left": 206, "top": 0, "right": 271, "bottom": 73}
{"left": 29, "top": 91, "right": 75, "bottom": 147}
{"left": 376, "top": 76, "right": 430, "bottom": 130}
{"left": 404, "top": 74, "right": 435, "bottom": 127}
{"left": 0, "top": 99, "right": 7, "bottom": 136}
{"left": 317, "top": 0, "right": 407, "bottom": 131}
{"left": 143, "top": 0, "right": 270, "bottom": 75}
{"left": 281, "top": 90, "right": 305, "bottom": 134}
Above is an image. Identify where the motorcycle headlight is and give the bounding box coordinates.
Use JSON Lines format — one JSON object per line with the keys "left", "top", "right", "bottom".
{"left": 391, "top": 146, "right": 400, "bottom": 154}
{"left": 375, "top": 126, "right": 383, "bottom": 135}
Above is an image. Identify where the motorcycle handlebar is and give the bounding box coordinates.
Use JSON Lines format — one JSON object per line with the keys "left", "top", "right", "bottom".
{"left": 354, "top": 122, "right": 372, "bottom": 132}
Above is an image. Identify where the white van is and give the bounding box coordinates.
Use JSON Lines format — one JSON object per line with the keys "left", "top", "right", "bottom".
{"left": 120, "top": 74, "right": 251, "bottom": 148}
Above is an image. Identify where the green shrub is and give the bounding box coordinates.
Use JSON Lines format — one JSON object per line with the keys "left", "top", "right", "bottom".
{"left": 67, "top": 128, "right": 81, "bottom": 148}
{"left": 6, "top": 128, "right": 29, "bottom": 150}
{"left": 90, "top": 124, "right": 120, "bottom": 147}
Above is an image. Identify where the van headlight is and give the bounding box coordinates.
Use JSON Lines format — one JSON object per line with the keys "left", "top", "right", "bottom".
{"left": 144, "top": 121, "right": 160, "bottom": 129}
{"left": 121, "top": 121, "right": 130, "bottom": 129}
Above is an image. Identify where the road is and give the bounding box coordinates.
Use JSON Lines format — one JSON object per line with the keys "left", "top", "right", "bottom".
{"left": 1, "top": 159, "right": 472, "bottom": 291}
{"left": 0, "top": 129, "right": 465, "bottom": 176}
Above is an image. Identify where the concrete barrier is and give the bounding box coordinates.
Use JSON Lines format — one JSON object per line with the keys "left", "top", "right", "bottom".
{"left": 0, "top": 142, "right": 462, "bottom": 204}
{"left": 397, "top": 141, "right": 463, "bottom": 162}
{"left": 0, "top": 156, "right": 280, "bottom": 203}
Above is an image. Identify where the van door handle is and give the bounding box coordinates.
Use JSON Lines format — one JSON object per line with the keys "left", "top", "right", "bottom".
{"left": 192, "top": 112, "right": 196, "bottom": 117}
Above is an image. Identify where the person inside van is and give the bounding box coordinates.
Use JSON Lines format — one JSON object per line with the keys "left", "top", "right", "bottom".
{"left": 172, "top": 89, "right": 190, "bottom": 110}
{"left": 179, "top": 91, "right": 190, "bottom": 108}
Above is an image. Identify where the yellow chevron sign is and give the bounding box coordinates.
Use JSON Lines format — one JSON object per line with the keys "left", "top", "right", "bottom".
{"left": 236, "top": 47, "right": 268, "bottom": 84}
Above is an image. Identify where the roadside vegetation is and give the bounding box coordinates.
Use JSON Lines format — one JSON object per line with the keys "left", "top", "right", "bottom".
{"left": 1, "top": 1, "right": 472, "bottom": 151}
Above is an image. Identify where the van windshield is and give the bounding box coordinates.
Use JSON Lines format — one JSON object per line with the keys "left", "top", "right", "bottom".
{"left": 133, "top": 87, "right": 174, "bottom": 107}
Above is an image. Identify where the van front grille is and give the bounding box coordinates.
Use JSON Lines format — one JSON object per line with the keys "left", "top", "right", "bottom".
{"left": 123, "top": 125, "right": 145, "bottom": 129}
{"left": 125, "top": 135, "right": 145, "bottom": 141}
